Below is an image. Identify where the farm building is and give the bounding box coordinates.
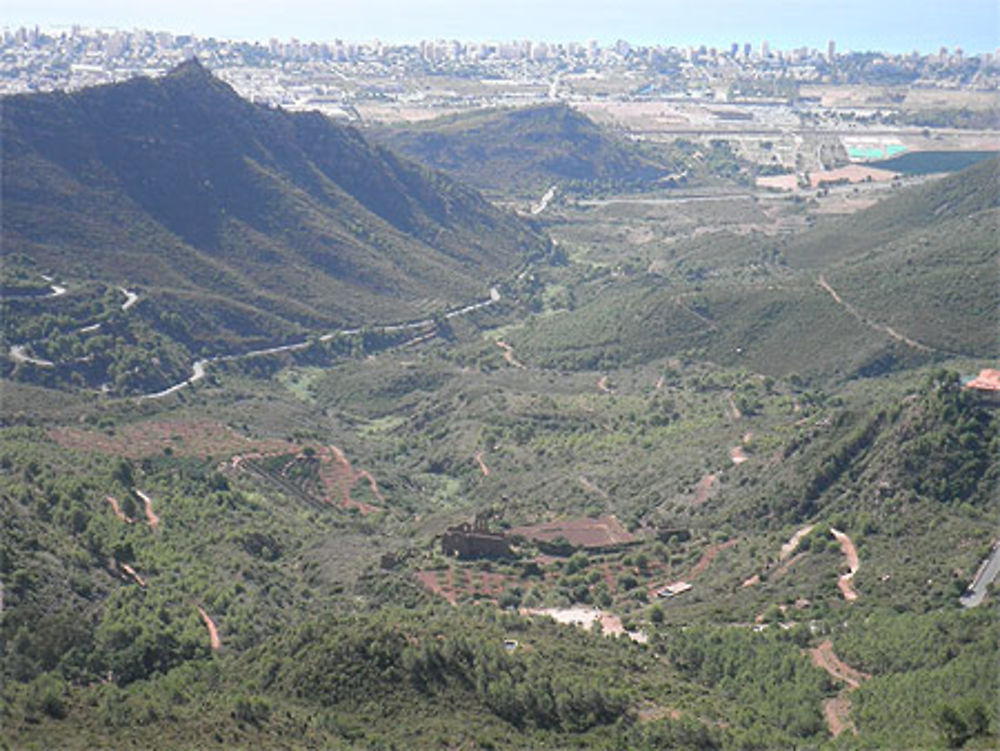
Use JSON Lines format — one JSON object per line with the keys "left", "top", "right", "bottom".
{"left": 441, "top": 515, "right": 513, "bottom": 559}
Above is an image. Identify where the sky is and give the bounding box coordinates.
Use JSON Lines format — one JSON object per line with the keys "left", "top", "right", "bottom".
{"left": 5, "top": 0, "right": 999, "bottom": 53}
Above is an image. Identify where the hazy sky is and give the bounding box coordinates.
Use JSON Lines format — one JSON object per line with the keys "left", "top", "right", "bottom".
{"left": 5, "top": 0, "right": 998, "bottom": 53}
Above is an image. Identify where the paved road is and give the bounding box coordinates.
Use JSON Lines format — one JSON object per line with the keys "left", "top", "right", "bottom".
{"left": 960, "top": 542, "right": 1000, "bottom": 608}
{"left": 136, "top": 287, "right": 501, "bottom": 399}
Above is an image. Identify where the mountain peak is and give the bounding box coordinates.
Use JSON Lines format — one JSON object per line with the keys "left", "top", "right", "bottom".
{"left": 166, "top": 56, "right": 213, "bottom": 80}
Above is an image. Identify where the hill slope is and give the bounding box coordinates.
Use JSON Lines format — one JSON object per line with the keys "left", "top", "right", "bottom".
{"left": 1, "top": 60, "right": 550, "bottom": 336}
{"left": 371, "top": 103, "right": 670, "bottom": 196}
{"left": 514, "top": 158, "right": 999, "bottom": 378}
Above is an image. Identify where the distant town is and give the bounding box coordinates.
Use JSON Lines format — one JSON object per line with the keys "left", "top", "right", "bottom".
{"left": 2, "top": 24, "right": 998, "bottom": 121}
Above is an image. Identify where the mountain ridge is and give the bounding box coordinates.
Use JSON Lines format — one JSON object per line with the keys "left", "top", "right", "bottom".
{"left": 2, "top": 60, "right": 551, "bottom": 336}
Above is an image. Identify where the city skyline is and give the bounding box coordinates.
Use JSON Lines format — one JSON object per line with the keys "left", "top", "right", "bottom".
{"left": 4, "top": 0, "right": 998, "bottom": 54}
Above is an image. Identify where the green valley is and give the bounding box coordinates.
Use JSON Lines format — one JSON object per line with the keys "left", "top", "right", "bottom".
{"left": 1, "top": 62, "right": 997, "bottom": 751}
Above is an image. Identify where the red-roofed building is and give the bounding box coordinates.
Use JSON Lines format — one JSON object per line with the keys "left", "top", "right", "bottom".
{"left": 964, "top": 369, "right": 1000, "bottom": 405}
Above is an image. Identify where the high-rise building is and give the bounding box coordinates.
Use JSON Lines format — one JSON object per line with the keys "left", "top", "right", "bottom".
{"left": 827, "top": 39, "right": 836, "bottom": 61}
{"left": 761, "top": 39, "right": 770, "bottom": 59}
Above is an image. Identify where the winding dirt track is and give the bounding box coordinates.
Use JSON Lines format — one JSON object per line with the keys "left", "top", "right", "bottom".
{"left": 196, "top": 606, "right": 221, "bottom": 650}
{"left": 809, "top": 639, "right": 871, "bottom": 738}
{"left": 135, "top": 489, "right": 160, "bottom": 530}
{"left": 780, "top": 525, "right": 815, "bottom": 561}
{"left": 495, "top": 340, "right": 525, "bottom": 369}
{"left": 120, "top": 562, "right": 147, "bottom": 587}
{"left": 831, "top": 528, "right": 860, "bottom": 602}
{"left": 810, "top": 639, "right": 870, "bottom": 688}
{"left": 689, "top": 538, "right": 738, "bottom": 578}
{"left": 328, "top": 445, "right": 384, "bottom": 513}
{"left": 474, "top": 452, "right": 490, "bottom": 477}
{"left": 726, "top": 393, "right": 742, "bottom": 420}
{"left": 816, "top": 275, "right": 937, "bottom": 354}
{"left": 106, "top": 495, "right": 134, "bottom": 524}
{"left": 692, "top": 473, "right": 717, "bottom": 506}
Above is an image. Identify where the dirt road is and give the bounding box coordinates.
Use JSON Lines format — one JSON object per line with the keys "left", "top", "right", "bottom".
{"left": 810, "top": 639, "right": 870, "bottom": 689}
{"left": 106, "top": 495, "right": 134, "bottom": 524}
{"left": 809, "top": 639, "right": 871, "bottom": 738}
{"left": 9, "top": 345, "right": 55, "bottom": 368}
{"left": 780, "top": 525, "right": 815, "bottom": 561}
{"left": 120, "top": 287, "right": 139, "bottom": 311}
{"left": 475, "top": 452, "right": 490, "bottom": 477}
{"left": 495, "top": 340, "right": 525, "bottom": 368}
{"left": 690, "top": 538, "right": 738, "bottom": 578}
{"left": 817, "top": 275, "right": 936, "bottom": 354}
{"left": 727, "top": 393, "right": 742, "bottom": 420}
{"left": 135, "top": 489, "right": 160, "bottom": 530}
{"left": 831, "top": 528, "right": 859, "bottom": 601}
{"left": 531, "top": 185, "right": 557, "bottom": 215}
{"left": 196, "top": 606, "right": 221, "bottom": 650}
{"left": 120, "top": 562, "right": 147, "bottom": 587}
{"left": 823, "top": 695, "right": 855, "bottom": 738}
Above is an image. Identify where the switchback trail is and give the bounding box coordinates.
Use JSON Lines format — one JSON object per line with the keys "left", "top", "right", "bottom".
{"left": 816, "top": 275, "right": 938, "bottom": 354}
{"left": 120, "top": 563, "right": 147, "bottom": 588}
{"left": 809, "top": 639, "right": 871, "bottom": 738}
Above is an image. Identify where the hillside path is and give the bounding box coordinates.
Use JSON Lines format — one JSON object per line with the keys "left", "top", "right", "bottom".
{"left": 496, "top": 340, "right": 525, "bottom": 368}
{"left": 197, "top": 606, "right": 221, "bottom": 650}
{"left": 9, "top": 345, "right": 55, "bottom": 368}
{"left": 120, "top": 287, "right": 139, "bottom": 311}
{"left": 831, "top": 528, "right": 860, "bottom": 601}
{"left": 810, "top": 639, "right": 870, "bottom": 688}
{"left": 816, "top": 275, "right": 936, "bottom": 353}
{"left": 135, "top": 489, "right": 160, "bottom": 530}
{"left": 809, "top": 639, "right": 871, "bottom": 738}
{"left": 780, "top": 525, "right": 814, "bottom": 561}
{"left": 106, "top": 495, "right": 134, "bottom": 524}
{"left": 475, "top": 452, "right": 490, "bottom": 477}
